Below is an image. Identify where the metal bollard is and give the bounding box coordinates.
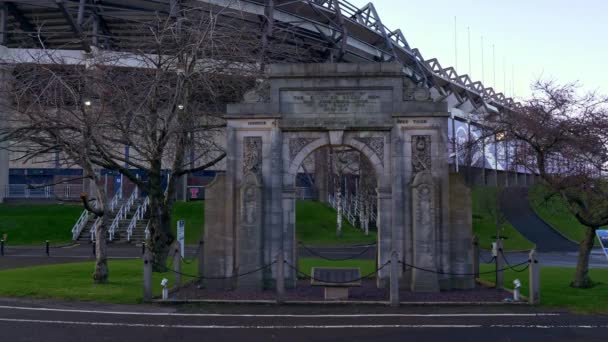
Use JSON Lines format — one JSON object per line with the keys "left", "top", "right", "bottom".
{"left": 495, "top": 239, "right": 504, "bottom": 290}
{"left": 390, "top": 251, "right": 400, "bottom": 307}
{"left": 529, "top": 249, "right": 540, "bottom": 304}
{"left": 45, "top": 240, "right": 50, "bottom": 256}
{"left": 1, "top": 239, "right": 4, "bottom": 256}
{"left": 197, "top": 240, "right": 204, "bottom": 280}
{"left": 143, "top": 253, "right": 152, "bottom": 301}
{"left": 472, "top": 236, "right": 480, "bottom": 279}
{"left": 173, "top": 244, "right": 181, "bottom": 287}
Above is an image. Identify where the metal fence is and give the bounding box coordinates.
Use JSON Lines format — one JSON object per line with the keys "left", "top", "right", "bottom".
{"left": 4, "top": 184, "right": 84, "bottom": 199}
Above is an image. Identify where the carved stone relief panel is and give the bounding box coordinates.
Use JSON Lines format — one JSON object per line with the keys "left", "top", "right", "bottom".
{"left": 243, "top": 137, "right": 262, "bottom": 174}
{"left": 289, "top": 137, "right": 317, "bottom": 161}
{"left": 412, "top": 135, "right": 431, "bottom": 175}
{"left": 355, "top": 137, "right": 385, "bottom": 165}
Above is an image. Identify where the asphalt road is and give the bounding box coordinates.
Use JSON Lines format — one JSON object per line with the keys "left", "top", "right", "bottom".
{"left": 0, "top": 298, "right": 606, "bottom": 342}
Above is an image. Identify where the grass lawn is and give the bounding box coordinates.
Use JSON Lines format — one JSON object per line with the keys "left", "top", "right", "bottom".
{"left": 0, "top": 204, "right": 83, "bottom": 246}
{"left": 296, "top": 200, "right": 376, "bottom": 246}
{"left": 170, "top": 201, "right": 205, "bottom": 244}
{"left": 472, "top": 186, "right": 534, "bottom": 251}
{"left": 0, "top": 258, "right": 199, "bottom": 303}
{"left": 529, "top": 184, "right": 600, "bottom": 246}
{"left": 0, "top": 257, "right": 372, "bottom": 303}
{"left": 2, "top": 200, "right": 376, "bottom": 247}
{"left": 480, "top": 264, "right": 608, "bottom": 314}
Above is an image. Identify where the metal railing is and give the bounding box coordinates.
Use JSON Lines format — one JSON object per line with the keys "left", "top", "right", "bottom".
{"left": 144, "top": 221, "right": 150, "bottom": 241}
{"left": 90, "top": 216, "right": 102, "bottom": 242}
{"left": 108, "top": 187, "right": 138, "bottom": 241}
{"left": 109, "top": 187, "right": 123, "bottom": 212}
{"left": 328, "top": 192, "right": 377, "bottom": 230}
{"left": 71, "top": 208, "right": 91, "bottom": 240}
{"left": 127, "top": 196, "right": 149, "bottom": 242}
{"left": 4, "top": 183, "right": 84, "bottom": 199}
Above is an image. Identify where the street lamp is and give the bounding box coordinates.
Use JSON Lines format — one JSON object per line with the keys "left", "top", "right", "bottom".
{"left": 84, "top": 100, "right": 92, "bottom": 107}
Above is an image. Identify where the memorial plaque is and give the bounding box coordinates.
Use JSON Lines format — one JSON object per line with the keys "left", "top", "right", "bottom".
{"left": 280, "top": 89, "right": 391, "bottom": 115}
{"left": 310, "top": 267, "right": 362, "bottom": 287}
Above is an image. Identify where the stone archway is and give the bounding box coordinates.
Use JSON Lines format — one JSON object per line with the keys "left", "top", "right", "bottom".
{"left": 203, "top": 63, "right": 475, "bottom": 292}
{"left": 280, "top": 131, "right": 392, "bottom": 287}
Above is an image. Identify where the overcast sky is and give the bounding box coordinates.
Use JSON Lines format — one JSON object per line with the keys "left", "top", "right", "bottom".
{"left": 347, "top": 0, "right": 607, "bottom": 100}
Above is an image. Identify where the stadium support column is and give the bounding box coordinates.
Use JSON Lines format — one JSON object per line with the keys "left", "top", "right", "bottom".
{"left": 0, "top": 43, "right": 10, "bottom": 203}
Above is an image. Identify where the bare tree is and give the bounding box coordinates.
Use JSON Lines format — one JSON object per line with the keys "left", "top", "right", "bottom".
{"left": 80, "top": 9, "right": 261, "bottom": 269}
{"left": 0, "top": 62, "right": 112, "bottom": 283}
{"left": 493, "top": 80, "right": 608, "bottom": 288}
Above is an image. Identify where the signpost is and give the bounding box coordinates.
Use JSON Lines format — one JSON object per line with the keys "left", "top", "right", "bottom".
{"left": 597, "top": 229, "right": 608, "bottom": 261}
{"left": 177, "top": 220, "right": 185, "bottom": 258}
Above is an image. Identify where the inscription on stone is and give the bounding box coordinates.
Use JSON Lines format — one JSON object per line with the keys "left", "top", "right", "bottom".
{"left": 280, "top": 89, "right": 390, "bottom": 115}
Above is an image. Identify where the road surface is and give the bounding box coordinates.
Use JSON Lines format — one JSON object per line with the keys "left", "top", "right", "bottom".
{"left": 0, "top": 298, "right": 607, "bottom": 342}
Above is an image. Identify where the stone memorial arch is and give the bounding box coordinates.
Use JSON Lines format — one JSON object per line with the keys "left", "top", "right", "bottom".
{"left": 204, "top": 63, "right": 474, "bottom": 292}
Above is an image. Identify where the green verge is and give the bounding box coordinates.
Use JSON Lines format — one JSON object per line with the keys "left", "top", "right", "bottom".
{"left": 170, "top": 201, "right": 205, "bottom": 245}
{"left": 296, "top": 200, "right": 377, "bottom": 246}
{"left": 0, "top": 258, "right": 198, "bottom": 304}
{"left": 0, "top": 258, "right": 373, "bottom": 303}
{"left": 480, "top": 264, "right": 608, "bottom": 314}
{"left": 472, "top": 186, "right": 534, "bottom": 251}
{"left": 529, "top": 184, "right": 600, "bottom": 246}
{"left": 0, "top": 204, "right": 82, "bottom": 245}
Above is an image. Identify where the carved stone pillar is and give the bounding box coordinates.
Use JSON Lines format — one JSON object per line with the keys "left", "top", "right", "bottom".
{"left": 237, "top": 172, "right": 263, "bottom": 290}
{"left": 411, "top": 171, "right": 439, "bottom": 292}
{"left": 410, "top": 135, "right": 439, "bottom": 292}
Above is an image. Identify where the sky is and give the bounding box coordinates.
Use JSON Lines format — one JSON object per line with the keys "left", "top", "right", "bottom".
{"left": 347, "top": 0, "right": 608, "bottom": 100}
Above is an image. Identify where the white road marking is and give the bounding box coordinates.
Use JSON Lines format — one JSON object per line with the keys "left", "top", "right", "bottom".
{"left": 2, "top": 255, "right": 137, "bottom": 259}
{"left": 0, "top": 318, "right": 482, "bottom": 329}
{"left": 1, "top": 318, "right": 607, "bottom": 329}
{"left": 0, "top": 305, "right": 560, "bottom": 318}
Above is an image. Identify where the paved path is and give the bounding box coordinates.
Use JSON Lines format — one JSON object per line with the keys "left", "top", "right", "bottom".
{"left": 2, "top": 243, "right": 606, "bottom": 270}
{"left": 0, "top": 298, "right": 606, "bottom": 341}
{"left": 481, "top": 250, "right": 608, "bottom": 268}
{"left": 501, "top": 188, "right": 578, "bottom": 252}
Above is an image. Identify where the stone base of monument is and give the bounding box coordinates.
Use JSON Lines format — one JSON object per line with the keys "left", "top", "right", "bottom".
{"left": 324, "top": 287, "right": 349, "bottom": 300}
{"left": 311, "top": 267, "right": 361, "bottom": 301}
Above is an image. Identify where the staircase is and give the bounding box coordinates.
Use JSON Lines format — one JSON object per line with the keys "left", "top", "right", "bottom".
{"left": 71, "top": 190, "right": 150, "bottom": 245}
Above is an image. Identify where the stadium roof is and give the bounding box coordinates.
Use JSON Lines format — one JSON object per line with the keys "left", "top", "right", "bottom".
{"left": 0, "top": 0, "right": 520, "bottom": 113}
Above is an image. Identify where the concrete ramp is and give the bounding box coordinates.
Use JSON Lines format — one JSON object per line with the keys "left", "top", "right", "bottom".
{"left": 500, "top": 187, "right": 578, "bottom": 252}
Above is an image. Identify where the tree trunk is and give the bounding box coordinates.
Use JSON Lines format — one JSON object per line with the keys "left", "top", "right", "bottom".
{"left": 571, "top": 227, "right": 597, "bottom": 288}
{"left": 336, "top": 177, "right": 342, "bottom": 237}
{"left": 148, "top": 194, "right": 175, "bottom": 272}
{"left": 93, "top": 213, "right": 110, "bottom": 283}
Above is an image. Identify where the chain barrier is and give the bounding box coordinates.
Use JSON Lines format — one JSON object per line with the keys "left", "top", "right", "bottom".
{"left": 499, "top": 250, "right": 531, "bottom": 273}
{"left": 285, "top": 260, "right": 391, "bottom": 284}
{"left": 482, "top": 255, "right": 497, "bottom": 264}
{"left": 180, "top": 242, "right": 203, "bottom": 265}
{"left": 298, "top": 242, "right": 374, "bottom": 262}
{"left": 151, "top": 259, "right": 276, "bottom": 280}
{"left": 398, "top": 259, "right": 530, "bottom": 276}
